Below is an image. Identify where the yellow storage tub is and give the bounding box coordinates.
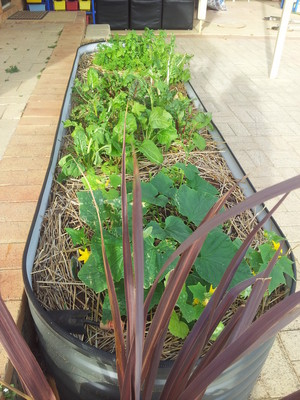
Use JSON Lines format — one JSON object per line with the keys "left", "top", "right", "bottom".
{"left": 79, "top": 0, "right": 91, "bottom": 10}
{"left": 27, "top": 0, "right": 42, "bottom": 3}
{"left": 54, "top": 0, "right": 66, "bottom": 10}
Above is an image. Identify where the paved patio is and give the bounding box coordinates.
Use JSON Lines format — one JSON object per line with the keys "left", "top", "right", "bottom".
{"left": 0, "top": 3, "right": 300, "bottom": 399}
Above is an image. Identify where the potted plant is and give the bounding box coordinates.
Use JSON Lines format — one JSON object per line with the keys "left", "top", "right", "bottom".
{"left": 4, "top": 30, "right": 299, "bottom": 399}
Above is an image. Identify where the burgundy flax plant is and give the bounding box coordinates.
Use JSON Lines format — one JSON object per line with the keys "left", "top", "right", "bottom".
{"left": 86, "top": 127, "right": 300, "bottom": 399}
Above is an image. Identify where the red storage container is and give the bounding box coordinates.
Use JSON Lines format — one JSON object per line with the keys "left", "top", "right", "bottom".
{"left": 66, "top": 0, "right": 79, "bottom": 9}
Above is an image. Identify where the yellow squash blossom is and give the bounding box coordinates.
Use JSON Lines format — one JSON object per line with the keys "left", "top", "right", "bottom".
{"left": 209, "top": 285, "right": 216, "bottom": 295}
{"left": 78, "top": 248, "right": 91, "bottom": 264}
{"left": 272, "top": 241, "right": 283, "bottom": 257}
{"left": 193, "top": 298, "right": 200, "bottom": 306}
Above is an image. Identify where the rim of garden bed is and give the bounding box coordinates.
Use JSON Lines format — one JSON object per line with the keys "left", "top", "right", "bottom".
{"left": 22, "top": 41, "right": 296, "bottom": 366}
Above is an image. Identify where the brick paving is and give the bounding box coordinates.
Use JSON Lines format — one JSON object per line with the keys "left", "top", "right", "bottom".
{"left": 0, "top": 5, "right": 300, "bottom": 399}
{"left": 0, "top": 11, "right": 86, "bottom": 383}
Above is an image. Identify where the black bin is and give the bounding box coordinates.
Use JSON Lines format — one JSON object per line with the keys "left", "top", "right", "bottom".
{"left": 130, "top": 0, "right": 162, "bottom": 30}
{"left": 96, "top": 0, "right": 129, "bottom": 29}
{"left": 162, "top": 0, "right": 194, "bottom": 30}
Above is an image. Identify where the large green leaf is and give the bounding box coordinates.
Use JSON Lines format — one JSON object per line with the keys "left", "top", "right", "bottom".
{"left": 141, "top": 181, "right": 168, "bottom": 207}
{"left": 132, "top": 101, "right": 146, "bottom": 116}
{"left": 86, "top": 124, "right": 105, "bottom": 145}
{"left": 77, "top": 250, "right": 106, "bottom": 293}
{"left": 157, "top": 126, "right": 178, "bottom": 148}
{"left": 164, "top": 216, "right": 192, "bottom": 243}
{"left": 72, "top": 125, "right": 88, "bottom": 156}
{"left": 77, "top": 190, "right": 105, "bottom": 230}
{"left": 149, "top": 107, "right": 173, "bottom": 130}
{"left": 59, "top": 154, "right": 85, "bottom": 178}
{"left": 150, "top": 172, "right": 176, "bottom": 198}
{"left": 78, "top": 233, "right": 124, "bottom": 293}
{"left": 144, "top": 238, "right": 177, "bottom": 289}
{"left": 87, "top": 68, "right": 100, "bottom": 89}
{"left": 258, "top": 243, "right": 295, "bottom": 293}
{"left": 139, "top": 139, "right": 163, "bottom": 164}
{"left": 144, "top": 237, "right": 161, "bottom": 289}
{"left": 174, "top": 184, "right": 217, "bottom": 225}
{"left": 65, "top": 227, "right": 86, "bottom": 246}
{"left": 168, "top": 311, "right": 189, "bottom": 339}
{"left": 146, "top": 221, "right": 167, "bottom": 240}
{"left": 192, "top": 134, "right": 206, "bottom": 151}
{"left": 144, "top": 282, "right": 164, "bottom": 313}
{"left": 176, "top": 283, "right": 204, "bottom": 324}
{"left": 194, "top": 229, "right": 252, "bottom": 288}
{"left": 102, "top": 280, "right": 127, "bottom": 323}
{"left": 113, "top": 112, "right": 137, "bottom": 136}
{"left": 175, "top": 163, "right": 219, "bottom": 196}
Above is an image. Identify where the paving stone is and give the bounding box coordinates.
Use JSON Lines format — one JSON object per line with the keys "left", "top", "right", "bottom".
{"left": 0, "top": 156, "right": 50, "bottom": 172}
{"left": 252, "top": 337, "right": 300, "bottom": 398}
{"left": 279, "top": 331, "right": 300, "bottom": 362}
{"left": 0, "top": 119, "right": 19, "bottom": 159}
{"left": 85, "top": 24, "right": 111, "bottom": 41}
{"left": 282, "top": 316, "right": 300, "bottom": 332}
{"left": 0, "top": 168, "right": 47, "bottom": 186}
{"left": 2, "top": 103, "right": 26, "bottom": 120}
{"left": 292, "top": 361, "right": 300, "bottom": 377}
{"left": 0, "top": 269, "right": 24, "bottom": 300}
{"left": 0, "top": 185, "right": 41, "bottom": 202}
{"left": 228, "top": 121, "right": 251, "bottom": 136}
{"left": 0, "top": 242, "right": 25, "bottom": 269}
{"left": 0, "top": 202, "right": 36, "bottom": 222}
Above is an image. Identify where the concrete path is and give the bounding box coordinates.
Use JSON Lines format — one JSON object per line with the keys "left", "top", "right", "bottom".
{"left": 0, "top": 4, "right": 300, "bottom": 399}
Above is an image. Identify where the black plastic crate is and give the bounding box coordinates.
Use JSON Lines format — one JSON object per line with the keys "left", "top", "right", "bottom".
{"left": 162, "top": 0, "right": 194, "bottom": 30}
{"left": 130, "top": 0, "right": 162, "bottom": 29}
{"left": 96, "top": 0, "right": 129, "bottom": 29}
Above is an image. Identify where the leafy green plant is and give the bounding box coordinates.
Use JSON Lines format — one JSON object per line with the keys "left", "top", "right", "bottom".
{"left": 59, "top": 32, "right": 210, "bottom": 181}
{"left": 5, "top": 65, "right": 19, "bottom": 74}
{"left": 0, "top": 383, "right": 16, "bottom": 400}
{"left": 93, "top": 30, "right": 192, "bottom": 85}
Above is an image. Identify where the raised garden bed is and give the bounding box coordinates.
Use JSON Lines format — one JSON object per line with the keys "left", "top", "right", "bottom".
{"left": 22, "top": 32, "right": 299, "bottom": 400}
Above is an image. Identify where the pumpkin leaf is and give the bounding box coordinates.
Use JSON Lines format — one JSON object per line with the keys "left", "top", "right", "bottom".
{"left": 65, "top": 227, "right": 86, "bottom": 246}
{"left": 168, "top": 311, "right": 189, "bottom": 339}
{"left": 164, "top": 216, "right": 192, "bottom": 243}
{"left": 174, "top": 184, "right": 217, "bottom": 225}
{"left": 139, "top": 139, "right": 163, "bottom": 165}
{"left": 194, "top": 229, "right": 252, "bottom": 288}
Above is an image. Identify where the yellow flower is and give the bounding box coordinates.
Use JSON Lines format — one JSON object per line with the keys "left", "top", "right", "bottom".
{"left": 105, "top": 179, "right": 110, "bottom": 188}
{"left": 193, "top": 298, "right": 200, "bottom": 306}
{"left": 209, "top": 285, "right": 216, "bottom": 295}
{"left": 202, "top": 298, "right": 209, "bottom": 307}
{"left": 272, "top": 241, "right": 283, "bottom": 255}
{"left": 78, "top": 248, "right": 91, "bottom": 264}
